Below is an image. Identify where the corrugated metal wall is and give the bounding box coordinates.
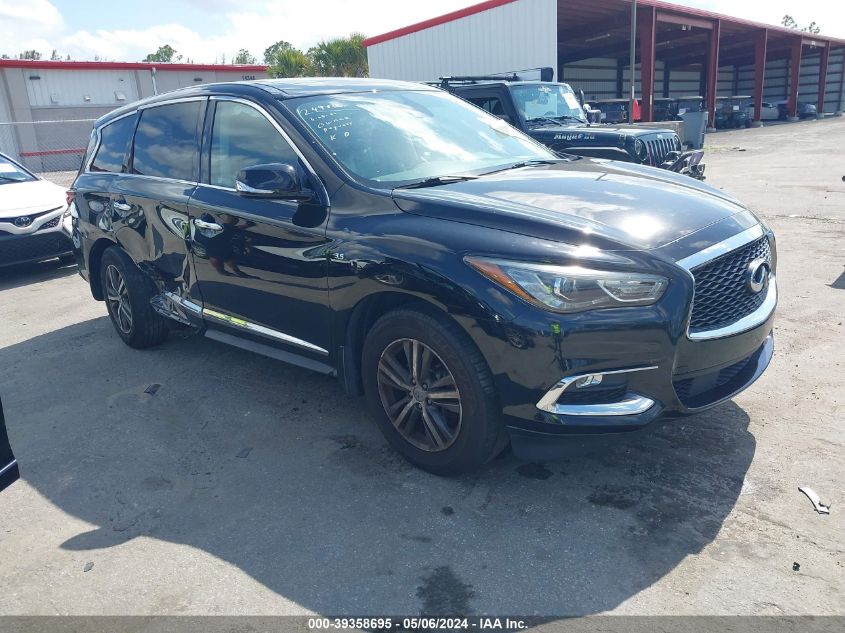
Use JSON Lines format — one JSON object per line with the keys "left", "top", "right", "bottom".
{"left": 24, "top": 69, "right": 140, "bottom": 107}
{"left": 564, "top": 53, "right": 844, "bottom": 111}
{"left": 366, "top": 0, "right": 558, "bottom": 81}
{"left": 737, "top": 48, "right": 845, "bottom": 112}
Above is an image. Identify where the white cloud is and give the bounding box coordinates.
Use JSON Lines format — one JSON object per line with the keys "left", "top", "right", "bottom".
{"left": 2, "top": 0, "right": 843, "bottom": 63}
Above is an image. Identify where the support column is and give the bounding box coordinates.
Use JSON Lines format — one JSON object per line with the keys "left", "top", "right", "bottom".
{"left": 616, "top": 58, "right": 624, "bottom": 99}
{"left": 817, "top": 45, "right": 830, "bottom": 117}
{"left": 752, "top": 29, "right": 768, "bottom": 126}
{"left": 663, "top": 63, "right": 671, "bottom": 98}
{"left": 705, "top": 19, "right": 721, "bottom": 130}
{"left": 837, "top": 48, "right": 845, "bottom": 116}
{"left": 638, "top": 6, "right": 657, "bottom": 122}
{"left": 787, "top": 38, "right": 803, "bottom": 121}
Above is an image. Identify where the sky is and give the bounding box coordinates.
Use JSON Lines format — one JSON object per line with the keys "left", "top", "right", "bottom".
{"left": 1, "top": 0, "right": 843, "bottom": 64}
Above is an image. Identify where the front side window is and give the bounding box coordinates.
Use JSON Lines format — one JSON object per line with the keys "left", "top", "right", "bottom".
{"left": 292, "top": 89, "right": 554, "bottom": 186}
{"left": 209, "top": 101, "right": 299, "bottom": 188}
{"left": 91, "top": 114, "right": 137, "bottom": 173}
{"left": 132, "top": 101, "right": 201, "bottom": 181}
{"left": 0, "top": 155, "right": 36, "bottom": 185}
{"left": 511, "top": 84, "right": 587, "bottom": 125}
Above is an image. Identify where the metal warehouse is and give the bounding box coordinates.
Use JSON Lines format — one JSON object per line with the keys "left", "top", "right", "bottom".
{"left": 0, "top": 60, "right": 268, "bottom": 173}
{"left": 364, "top": 0, "right": 845, "bottom": 126}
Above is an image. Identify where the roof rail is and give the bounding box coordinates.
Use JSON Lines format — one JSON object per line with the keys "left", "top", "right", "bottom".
{"left": 437, "top": 66, "right": 554, "bottom": 89}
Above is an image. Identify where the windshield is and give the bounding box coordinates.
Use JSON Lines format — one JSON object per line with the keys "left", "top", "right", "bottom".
{"left": 0, "top": 155, "right": 36, "bottom": 185}
{"left": 292, "top": 90, "right": 556, "bottom": 187}
{"left": 510, "top": 84, "right": 587, "bottom": 125}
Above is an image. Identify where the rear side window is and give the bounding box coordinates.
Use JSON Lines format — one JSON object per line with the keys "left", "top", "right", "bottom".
{"left": 467, "top": 97, "right": 507, "bottom": 117}
{"left": 132, "top": 101, "right": 202, "bottom": 181}
{"left": 209, "top": 100, "right": 298, "bottom": 188}
{"left": 91, "top": 114, "right": 137, "bottom": 173}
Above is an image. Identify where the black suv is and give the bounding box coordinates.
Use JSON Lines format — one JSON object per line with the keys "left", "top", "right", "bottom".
{"left": 441, "top": 76, "right": 704, "bottom": 180}
{"left": 70, "top": 79, "right": 776, "bottom": 474}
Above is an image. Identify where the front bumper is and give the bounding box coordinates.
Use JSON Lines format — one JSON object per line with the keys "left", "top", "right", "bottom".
{"left": 0, "top": 228, "right": 73, "bottom": 268}
{"left": 459, "top": 233, "right": 777, "bottom": 460}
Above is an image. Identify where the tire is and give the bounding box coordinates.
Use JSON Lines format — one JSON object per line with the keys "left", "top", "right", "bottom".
{"left": 100, "top": 246, "right": 168, "bottom": 349}
{"left": 362, "top": 306, "right": 504, "bottom": 475}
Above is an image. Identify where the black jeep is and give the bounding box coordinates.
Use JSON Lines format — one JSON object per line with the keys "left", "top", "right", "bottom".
{"left": 440, "top": 72, "right": 704, "bottom": 180}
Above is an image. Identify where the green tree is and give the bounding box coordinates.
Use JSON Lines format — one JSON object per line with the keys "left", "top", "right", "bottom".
{"left": 19, "top": 50, "right": 42, "bottom": 60}
{"left": 268, "top": 47, "right": 311, "bottom": 78}
{"left": 50, "top": 49, "right": 60, "bottom": 61}
{"left": 781, "top": 14, "right": 821, "bottom": 34}
{"left": 308, "top": 33, "right": 368, "bottom": 77}
{"left": 144, "top": 44, "right": 178, "bottom": 63}
{"left": 233, "top": 48, "right": 257, "bottom": 64}
{"left": 263, "top": 40, "right": 293, "bottom": 64}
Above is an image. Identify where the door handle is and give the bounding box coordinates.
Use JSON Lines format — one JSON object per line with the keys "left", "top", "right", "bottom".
{"left": 194, "top": 218, "right": 224, "bottom": 232}
{"left": 112, "top": 200, "right": 132, "bottom": 212}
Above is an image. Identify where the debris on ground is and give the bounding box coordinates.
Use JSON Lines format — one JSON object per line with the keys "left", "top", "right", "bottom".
{"left": 798, "top": 486, "right": 831, "bottom": 514}
{"left": 236, "top": 447, "right": 253, "bottom": 459}
{"left": 144, "top": 383, "right": 161, "bottom": 396}
{"left": 792, "top": 562, "right": 800, "bottom": 572}
{"left": 83, "top": 562, "right": 94, "bottom": 573}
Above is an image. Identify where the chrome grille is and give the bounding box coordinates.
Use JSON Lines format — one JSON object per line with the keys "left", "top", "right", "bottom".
{"left": 644, "top": 135, "right": 680, "bottom": 166}
{"left": 689, "top": 236, "right": 771, "bottom": 333}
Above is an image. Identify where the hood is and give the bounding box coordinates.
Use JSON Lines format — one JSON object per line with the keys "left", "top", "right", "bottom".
{"left": 392, "top": 159, "right": 748, "bottom": 252}
{"left": 0, "top": 179, "right": 67, "bottom": 218}
{"left": 528, "top": 122, "right": 675, "bottom": 144}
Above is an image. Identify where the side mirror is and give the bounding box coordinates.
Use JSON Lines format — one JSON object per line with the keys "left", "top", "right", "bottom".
{"left": 235, "top": 163, "right": 312, "bottom": 200}
{"left": 578, "top": 89, "right": 586, "bottom": 107}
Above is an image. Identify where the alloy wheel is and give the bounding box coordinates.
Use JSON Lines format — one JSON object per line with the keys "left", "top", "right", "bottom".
{"left": 376, "top": 338, "right": 462, "bottom": 452}
{"left": 105, "top": 264, "right": 133, "bottom": 334}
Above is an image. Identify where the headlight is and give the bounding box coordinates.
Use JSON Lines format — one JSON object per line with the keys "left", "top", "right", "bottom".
{"left": 634, "top": 138, "right": 645, "bottom": 157}
{"left": 465, "top": 257, "right": 668, "bottom": 313}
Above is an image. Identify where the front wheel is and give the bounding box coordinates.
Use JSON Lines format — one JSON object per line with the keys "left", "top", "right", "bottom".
{"left": 362, "top": 307, "right": 505, "bottom": 475}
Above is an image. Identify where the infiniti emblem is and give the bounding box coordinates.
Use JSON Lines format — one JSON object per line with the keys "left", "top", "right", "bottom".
{"left": 14, "top": 216, "right": 33, "bottom": 228}
{"left": 746, "top": 257, "right": 771, "bottom": 294}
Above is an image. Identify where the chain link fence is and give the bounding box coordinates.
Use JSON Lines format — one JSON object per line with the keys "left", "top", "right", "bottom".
{"left": 0, "top": 119, "right": 96, "bottom": 188}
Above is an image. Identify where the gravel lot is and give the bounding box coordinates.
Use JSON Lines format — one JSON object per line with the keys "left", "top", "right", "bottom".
{"left": 1, "top": 118, "right": 843, "bottom": 616}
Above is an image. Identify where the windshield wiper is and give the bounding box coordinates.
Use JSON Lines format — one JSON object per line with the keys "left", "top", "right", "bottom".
{"left": 396, "top": 174, "right": 478, "bottom": 189}
{"left": 480, "top": 159, "right": 563, "bottom": 176}
{"left": 526, "top": 117, "right": 562, "bottom": 128}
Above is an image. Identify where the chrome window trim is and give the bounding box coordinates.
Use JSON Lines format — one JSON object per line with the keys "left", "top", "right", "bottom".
{"left": 202, "top": 307, "right": 328, "bottom": 356}
{"left": 536, "top": 366, "right": 658, "bottom": 417}
{"left": 676, "top": 224, "right": 765, "bottom": 271}
{"left": 0, "top": 460, "right": 17, "bottom": 477}
{"left": 206, "top": 96, "right": 329, "bottom": 204}
{"left": 688, "top": 277, "right": 777, "bottom": 341}
{"left": 137, "top": 95, "right": 209, "bottom": 110}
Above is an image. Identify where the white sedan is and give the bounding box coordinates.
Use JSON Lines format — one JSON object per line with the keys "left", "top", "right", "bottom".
{"left": 0, "top": 152, "right": 73, "bottom": 268}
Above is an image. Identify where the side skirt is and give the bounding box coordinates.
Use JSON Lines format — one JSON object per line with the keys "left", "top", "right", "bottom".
{"left": 204, "top": 329, "right": 337, "bottom": 377}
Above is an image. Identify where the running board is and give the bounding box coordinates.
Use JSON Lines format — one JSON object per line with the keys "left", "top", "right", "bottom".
{"left": 204, "top": 329, "right": 336, "bottom": 376}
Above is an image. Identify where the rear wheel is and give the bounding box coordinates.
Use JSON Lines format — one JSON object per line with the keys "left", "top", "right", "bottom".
{"left": 100, "top": 247, "right": 168, "bottom": 349}
{"left": 362, "top": 307, "right": 504, "bottom": 475}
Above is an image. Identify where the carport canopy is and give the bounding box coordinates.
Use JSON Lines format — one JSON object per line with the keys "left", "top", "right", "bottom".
{"left": 557, "top": 0, "right": 845, "bottom": 123}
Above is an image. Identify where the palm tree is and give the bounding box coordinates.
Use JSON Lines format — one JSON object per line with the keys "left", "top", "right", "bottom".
{"left": 309, "top": 34, "right": 368, "bottom": 77}
{"left": 268, "top": 47, "right": 312, "bottom": 78}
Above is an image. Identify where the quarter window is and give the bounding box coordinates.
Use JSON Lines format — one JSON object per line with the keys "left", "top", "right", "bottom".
{"left": 209, "top": 101, "right": 299, "bottom": 188}
{"left": 132, "top": 101, "right": 202, "bottom": 181}
{"left": 91, "top": 114, "right": 137, "bottom": 173}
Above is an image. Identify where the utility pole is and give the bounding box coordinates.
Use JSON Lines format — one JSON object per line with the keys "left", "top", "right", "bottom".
{"left": 629, "top": 0, "right": 637, "bottom": 123}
